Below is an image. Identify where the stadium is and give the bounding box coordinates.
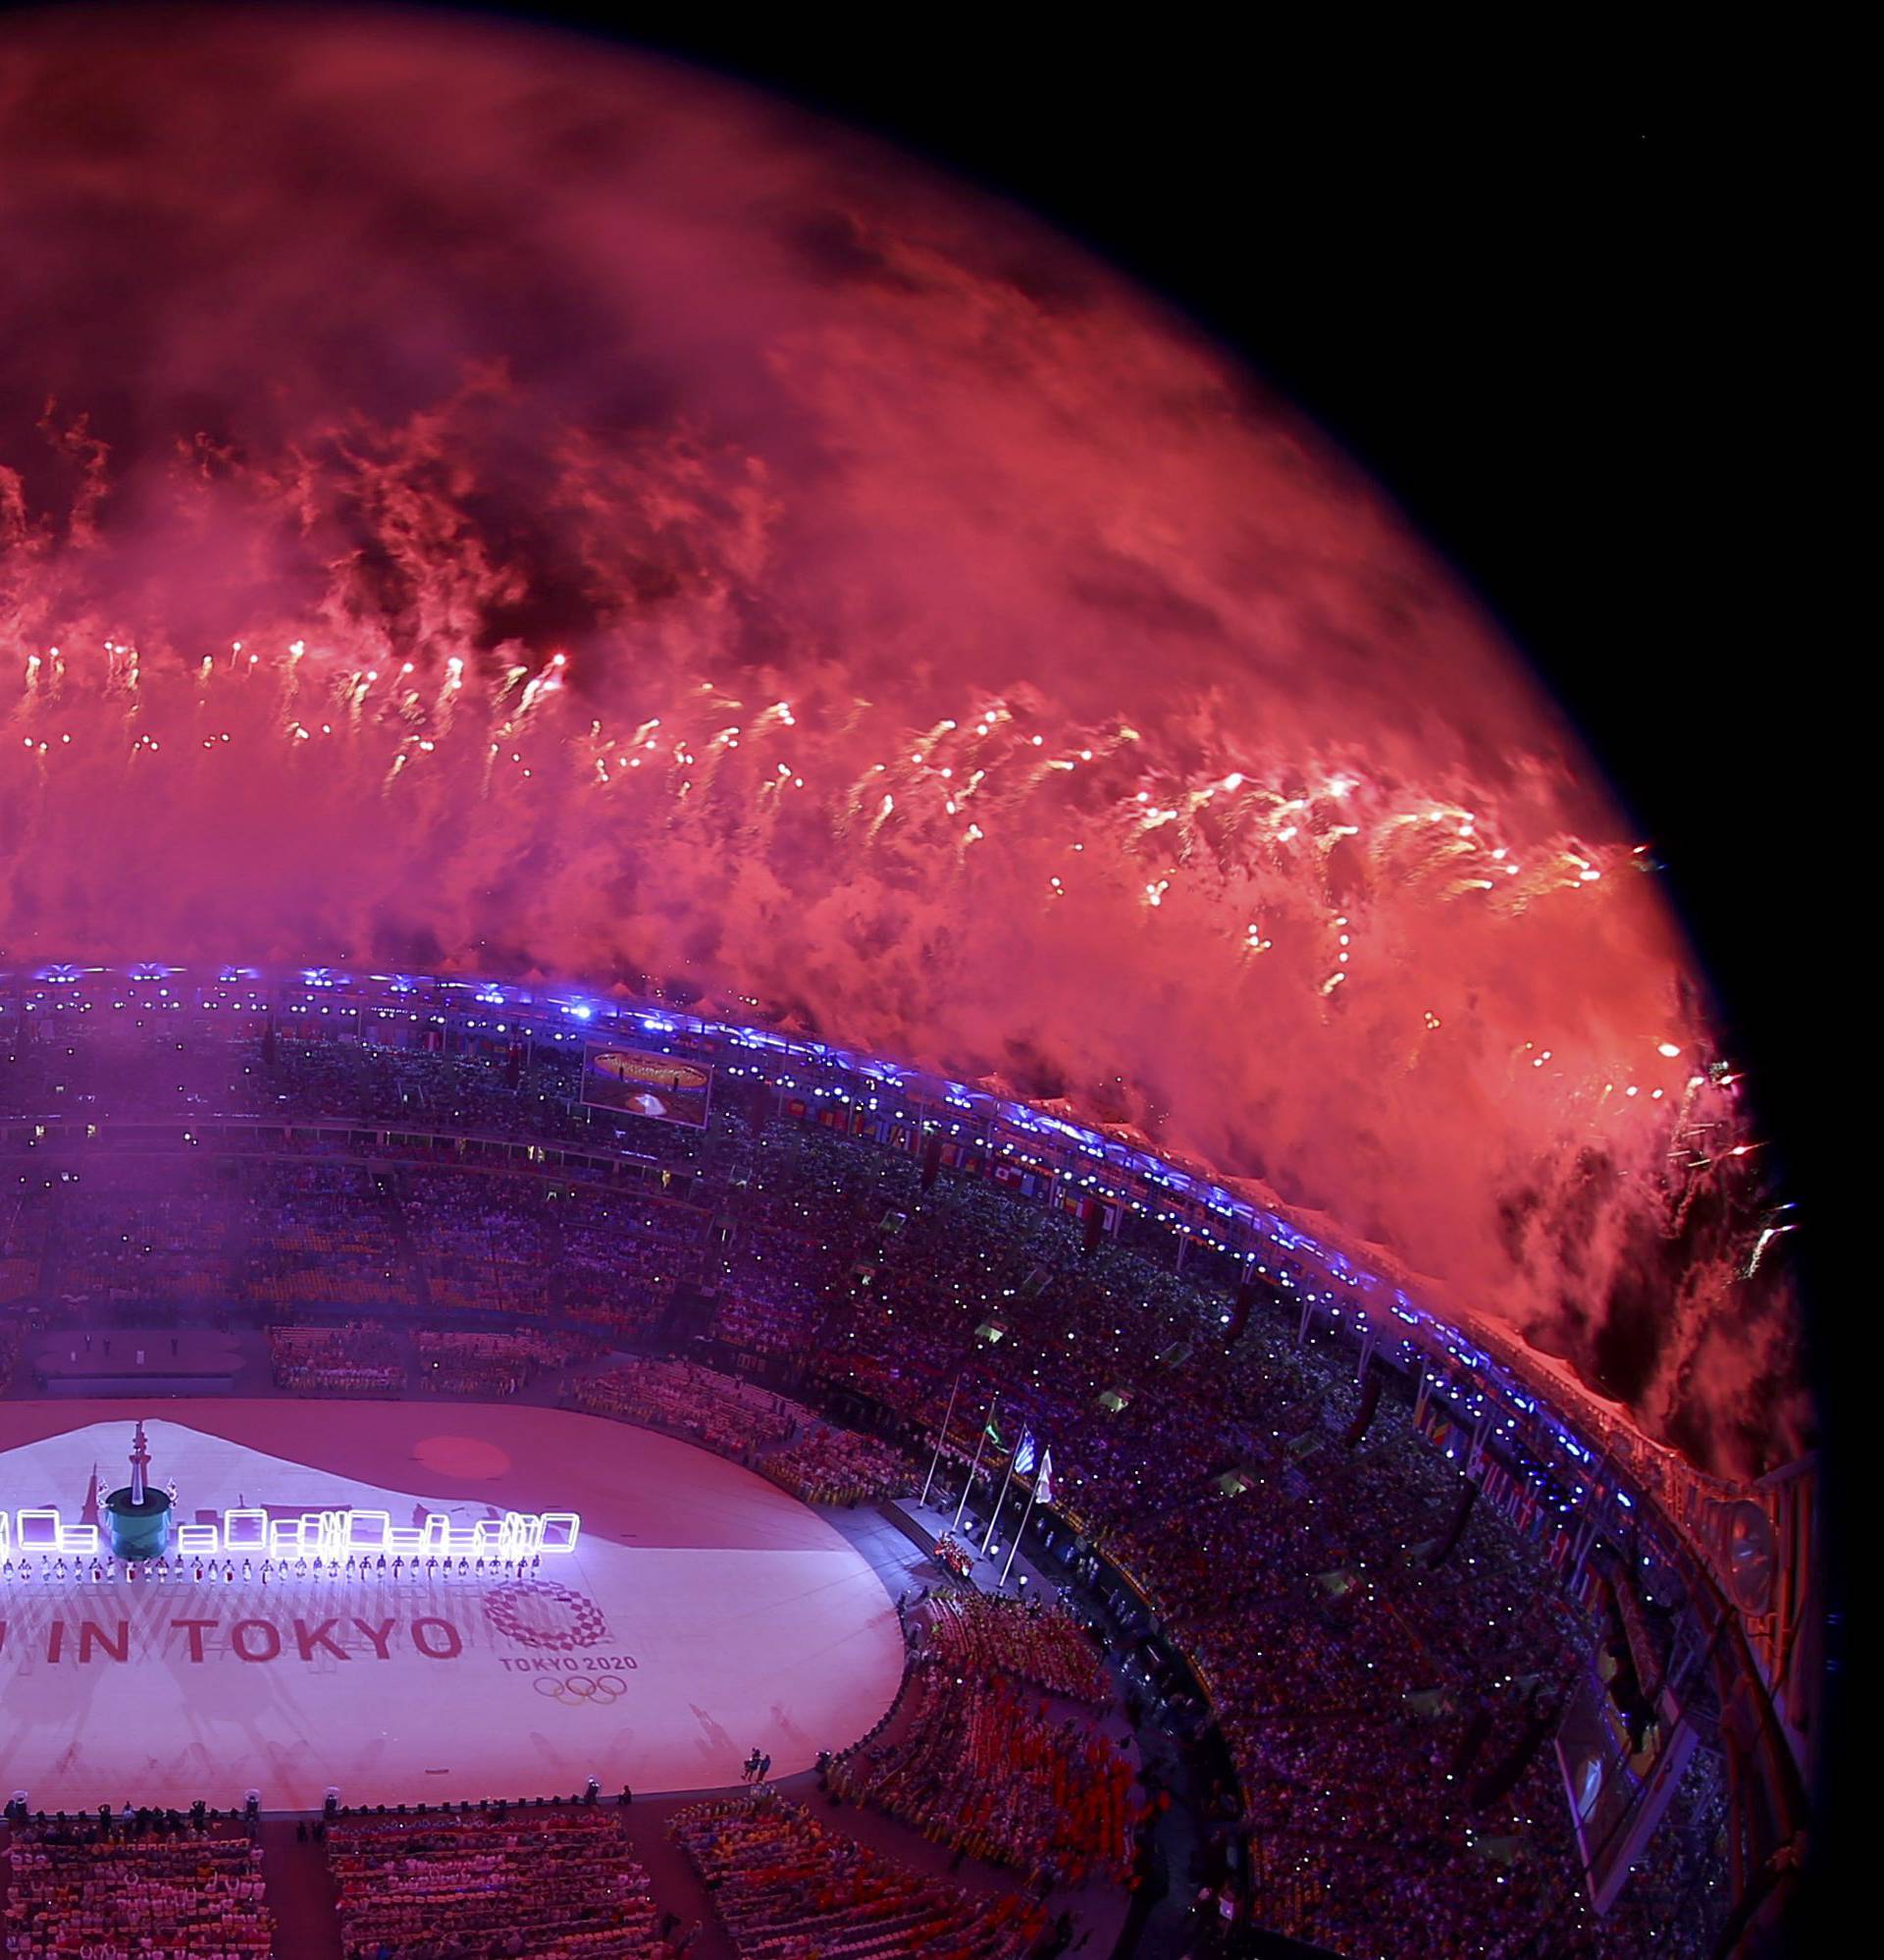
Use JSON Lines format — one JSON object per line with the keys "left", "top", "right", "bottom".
{"left": 0, "top": 969, "right": 1814, "bottom": 1955}
{"left": 0, "top": 12, "right": 1823, "bottom": 1960}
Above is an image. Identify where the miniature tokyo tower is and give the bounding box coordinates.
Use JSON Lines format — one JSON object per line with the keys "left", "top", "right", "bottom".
{"left": 104, "top": 1417, "right": 174, "bottom": 1562}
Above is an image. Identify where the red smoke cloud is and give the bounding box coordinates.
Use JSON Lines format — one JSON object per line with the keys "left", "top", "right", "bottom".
{"left": 0, "top": 7, "right": 1803, "bottom": 1475}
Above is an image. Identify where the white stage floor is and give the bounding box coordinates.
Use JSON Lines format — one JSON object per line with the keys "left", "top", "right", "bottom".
{"left": 0, "top": 1401, "right": 905, "bottom": 1812}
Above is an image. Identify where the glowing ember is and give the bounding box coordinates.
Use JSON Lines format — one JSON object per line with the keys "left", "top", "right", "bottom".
{"left": 0, "top": 10, "right": 1801, "bottom": 1473}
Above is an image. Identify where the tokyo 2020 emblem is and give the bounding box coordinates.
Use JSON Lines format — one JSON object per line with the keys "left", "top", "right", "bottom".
{"left": 483, "top": 1578, "right": 609, "bottom": 1650}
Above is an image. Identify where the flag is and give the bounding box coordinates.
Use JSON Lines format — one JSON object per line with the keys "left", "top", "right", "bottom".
{"left": 1034, "top": 1447, "right": 1054, "bottom": 1506}
{"left": 1013, "top": 1428, "right": 1038, "bottom": 1477}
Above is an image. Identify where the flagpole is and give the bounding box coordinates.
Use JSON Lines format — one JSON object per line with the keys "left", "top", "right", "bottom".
{"left": 951, "top": 1391, "right": 999, "bottom": 1531}
{"left": 999, "top": 1474, "right": 1041, "bottom": 1588}
{"left": 979, "top": 1429, "right": 1022, "bottom": 1558}
{"left": 919, "top": 1370, "right": 963, "bottom": 1510}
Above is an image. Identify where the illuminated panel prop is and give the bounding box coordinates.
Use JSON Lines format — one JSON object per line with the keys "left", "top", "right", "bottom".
{"left": 5, "top": 1506, "right": 579, "bottom": 1562}
{"left": 15, "top": 1510, "right": 99, "bottom": 1557}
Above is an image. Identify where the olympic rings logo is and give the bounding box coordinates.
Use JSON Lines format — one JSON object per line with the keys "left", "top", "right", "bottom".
{"left": 532, "top": 1673, "right": 626, "bottom": 1705}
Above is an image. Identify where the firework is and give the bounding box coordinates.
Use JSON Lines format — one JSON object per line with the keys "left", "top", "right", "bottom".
{"left": 0, "top": 9, "right": 1801, "bottom": 1475}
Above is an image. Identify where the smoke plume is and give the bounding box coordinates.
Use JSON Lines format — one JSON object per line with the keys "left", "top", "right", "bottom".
{"left": 0, "top": 7, "right": 1804, "bottom": 1474}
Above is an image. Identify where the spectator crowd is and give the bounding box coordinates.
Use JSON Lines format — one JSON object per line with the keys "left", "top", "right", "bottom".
{"left": 6, "top": 1820, "right": 272, "bottom": 1960}
{"left": 328, "top": 1806, "right": 678, "bottom": 1960}
{"left": 758, "top": 1425, "right": 915, "bottom": 1509}
{"left": 671, "top": 1793, "right": 1042, "bottom": 1960}
{"left": 570, "top": 1359, "right": 805, "bottom": 1459}
{"left": 827, "top": 1664, "right": 1142, "bottom": 1889}
{"left": 268, "top": 1320, "right": 405, "bottom": 1395}
{"left": 919, "top": 1594, "right": 1113, "bottom": 1707}
{"left": 416, "top": 1326, "right": 590, "bottom": 1398}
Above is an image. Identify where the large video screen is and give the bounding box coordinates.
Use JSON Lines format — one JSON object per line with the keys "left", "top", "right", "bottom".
{"left": 580, "top": 1042, "right": 713, "bottom": 1128}
{"left": 1552, "top": 1666, "right": 1696, "bottom": 1914}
